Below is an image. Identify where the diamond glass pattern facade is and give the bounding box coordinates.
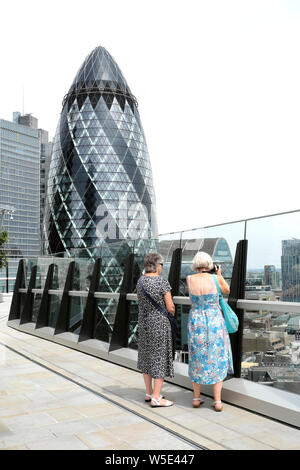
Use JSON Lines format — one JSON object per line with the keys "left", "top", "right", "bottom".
{"left": 44, "top": 46, "right": 157, "bottom": 255}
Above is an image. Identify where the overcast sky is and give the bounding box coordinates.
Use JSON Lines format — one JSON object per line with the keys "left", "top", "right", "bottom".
{"left": 2, "top": 0, "right": 300, "bottom": 247}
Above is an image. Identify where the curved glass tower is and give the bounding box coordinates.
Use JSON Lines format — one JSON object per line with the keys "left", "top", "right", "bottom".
{"left": 44, "top": 46, "right": 157, "bottom": 255}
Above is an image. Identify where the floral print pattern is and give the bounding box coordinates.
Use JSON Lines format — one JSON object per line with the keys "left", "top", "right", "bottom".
{"left": 188, "top": 293, "right": 234, "bottom": 385}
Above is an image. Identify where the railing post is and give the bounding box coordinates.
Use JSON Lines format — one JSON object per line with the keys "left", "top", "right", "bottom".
{"left": 35, "top": 263, "right": 57, "bottom": 329}
{"left": 78, "top": 257, "right": 102, "bottom": 342}
{"left": 168, "top": 247, "right": 183, "bottom": 358}
{"left": 8, "top": 259, "right": 25, "bottom": 321}
{"left": 6, "top": 262, "right": 9, "bottom": 293}
{"left": 168, "top": 247, "right": 182, "bottom": 295}
{"left": 54, "top": 261, "right": 75, "bottom": 335}
{"left": 20, "top": 265, "right": 37, "bottom": 324}
{"left": 228, "top": 239, "right": 248, "bottom": 378}
{"left": 109, "top": 253, "right": 135, "bottom": 352}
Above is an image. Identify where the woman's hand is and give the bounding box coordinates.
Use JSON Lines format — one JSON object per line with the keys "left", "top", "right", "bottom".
{"left": 164, "top": 291, "right": 175, "bottom": 316}
{"left": 217, "top": 268, "right": 230, "bottom": 295}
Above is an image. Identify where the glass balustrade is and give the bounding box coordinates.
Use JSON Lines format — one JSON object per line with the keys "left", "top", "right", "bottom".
{"left": 243, "top": 211, "right": 300, "bottom": 395}
{"left": 7, "top": 208, "right": 300, "bottom": 398}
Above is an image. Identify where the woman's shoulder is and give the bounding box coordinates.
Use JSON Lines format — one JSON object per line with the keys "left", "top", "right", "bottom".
{"left": 139, "top": 275, "right": 163, "bottom": 283}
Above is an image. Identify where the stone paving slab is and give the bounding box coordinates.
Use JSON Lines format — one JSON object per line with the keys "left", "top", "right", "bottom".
{"left": 1, "top": 296, "right": 300, "bottom": 450}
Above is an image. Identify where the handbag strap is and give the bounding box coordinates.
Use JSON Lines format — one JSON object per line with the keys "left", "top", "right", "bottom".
{"left": 137, "top": 279, "right": 168, "bottom": 317}
{"left": 212, "top": 274, "right": 222, "bottom": 300}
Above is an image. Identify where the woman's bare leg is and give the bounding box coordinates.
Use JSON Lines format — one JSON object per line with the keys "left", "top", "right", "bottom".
{"left": 152, "top": 378, "right": 174, "bottom": 406}
{"left": 152, "top": 377, "right": 164, "bottom": 400}
{"left": 212, "top": 382, "right": 223, "bottom": 410}
{"left": 192, "top": 381, "right": 201, "bottom": 398}
{"left": 143, "top": 374, "right": 153, "bottom": 396}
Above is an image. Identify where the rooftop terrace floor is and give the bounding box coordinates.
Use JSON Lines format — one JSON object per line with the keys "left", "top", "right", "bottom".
{"left": 0, "top": 296, "right": 299, "bottom": 451}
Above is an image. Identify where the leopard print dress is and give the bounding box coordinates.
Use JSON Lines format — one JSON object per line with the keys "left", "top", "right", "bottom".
{"left": 136, "top": 275, "right": 174, "bottom": 379}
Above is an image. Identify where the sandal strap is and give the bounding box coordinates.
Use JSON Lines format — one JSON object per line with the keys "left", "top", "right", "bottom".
{"left": 193, "top": 398, "right": 202, "bottom": 401}
{"left": 151, "top": 397, "right": 161, "bottom": 405}
{"left": 151, "top": 396, "right": 172, "bottom": 406}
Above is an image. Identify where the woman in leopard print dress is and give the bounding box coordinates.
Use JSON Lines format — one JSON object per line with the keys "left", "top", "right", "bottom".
{"left": 136, "top": 253, "right": 175, "bottom": 407}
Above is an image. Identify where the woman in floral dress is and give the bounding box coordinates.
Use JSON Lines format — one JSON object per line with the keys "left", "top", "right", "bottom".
{"left": 187, "top": 251, "right": 233, "bottom": 411}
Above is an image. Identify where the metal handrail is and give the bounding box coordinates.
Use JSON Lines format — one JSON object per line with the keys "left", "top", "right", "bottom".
{"left": 237, "top": 299, "right": 300, "bottom": 314}
{"left": 15, "top": 286, "right": 300, "bottom": 314}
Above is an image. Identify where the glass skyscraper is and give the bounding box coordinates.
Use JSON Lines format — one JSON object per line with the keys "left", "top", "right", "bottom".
{"left": 0, "top": 117, "right": 40, "bottom": 256}
{"left": 44, "top": 46, "right": 157, "bottom": 255}
{"left": 0, "top": 116, "right": 41, "bottom": 292}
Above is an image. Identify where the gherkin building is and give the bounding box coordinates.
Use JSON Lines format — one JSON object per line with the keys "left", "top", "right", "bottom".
{"left": 44, "top": 46, "right": 157, "bottom": 257}
{"left": 43, "top": 47, "right": 157, "bottom": 343}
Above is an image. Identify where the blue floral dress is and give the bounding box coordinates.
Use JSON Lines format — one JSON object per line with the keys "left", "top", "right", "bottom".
{"left": 187, "top": 275, "right": 233, "bottom": 385}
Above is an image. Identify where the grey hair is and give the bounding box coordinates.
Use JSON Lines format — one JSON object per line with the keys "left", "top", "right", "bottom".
{"left": 192, "top": 251, "right": 213, "bottom": 271}
{"left": 144, "top": 252, "right": 163, "bottom": 273}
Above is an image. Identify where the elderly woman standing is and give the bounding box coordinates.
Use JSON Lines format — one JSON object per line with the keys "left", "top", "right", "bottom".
{"left": 136, "top": 253, "right": 175, "bottom": 407}
{"left": 187, "top": 251, "right": 233, "bottom": 411}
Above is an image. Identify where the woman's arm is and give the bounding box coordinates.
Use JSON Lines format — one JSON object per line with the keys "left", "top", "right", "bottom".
{"left": 164, "top": 291, "right": 175, "bottom": 316}
{"left": 216, "top": 266, "right": 230, "bottom": 295}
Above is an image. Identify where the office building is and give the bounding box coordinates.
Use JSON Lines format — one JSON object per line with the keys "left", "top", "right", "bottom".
{"left": 281, "top": 239, "right": 300, "bottom": 302}
{"left": 44, "top": 46, "right": 157, "bottom": 255}
{"left": 264, "top": 265, "right": 276, "bottom": 288}
{"left": 0, "top": 115, "right": 40, "bottom": 256}
{"left": 0, "top": 115, "right": 41, "bottom": 292}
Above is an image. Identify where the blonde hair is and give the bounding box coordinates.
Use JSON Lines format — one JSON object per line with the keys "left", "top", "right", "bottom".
{"left": 192, "top": 251, "right": 213, "bottom": 271}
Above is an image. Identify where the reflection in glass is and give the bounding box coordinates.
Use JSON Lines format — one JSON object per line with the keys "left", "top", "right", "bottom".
{"left": 32, "top": 293, "right": 42, "bottom": 323}
{"left": 48, "top": 294, "right": 61, "bottom": 328}
{"left": 94, "top": 298, "right": 118, "bottom": 343}
{"left": 128, "top": 300, "right": 139, "bottom": 350}
{"left": 49, "top": 258, "right": 72, "bottom": 290}
{"left": 68, "top": 296, "right": 87, "bottom": 334}
{"left": 24, "top": 258, "right": 37, "bottom": 287}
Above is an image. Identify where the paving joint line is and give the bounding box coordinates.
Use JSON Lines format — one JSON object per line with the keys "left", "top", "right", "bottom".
{"left": 0, "top": 339, "right": 209, "bottom": 451}
{"left": 0, "top": 324, "right": 288, "bottom": 448}
{"left": 1, "top": 327, "right": 279, "bottom": 450}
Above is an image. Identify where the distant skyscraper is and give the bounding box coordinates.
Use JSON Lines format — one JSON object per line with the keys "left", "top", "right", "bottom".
{"left": 13, "top": 112, "right": 52, "bottom": 251}
{"left": 38, "top": 129, "right": 52, "bottom": 251}
{"left": 281, "top": 239, "right": 300, "bottom": 301}
{"left": 44, "top": 46, "right": 157, "bottom": 255}
{"left": 264, "top": 265, "right": 276, "bottom": 288}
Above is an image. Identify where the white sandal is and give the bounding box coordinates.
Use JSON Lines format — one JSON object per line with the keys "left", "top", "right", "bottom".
{"left": 213, "top": 401, "right": 223, "bottom": 412}
{"left": 151, "top": 395, "right": 174, "bottom": 408}
{"left": 145, "top": 393, "right": 165, "bottom": 402}
{"left": 193, "top": 398, "right": 204, "bottom": 408}
{"left": 145, "top": 393, "right": 152, "bottom": 402}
